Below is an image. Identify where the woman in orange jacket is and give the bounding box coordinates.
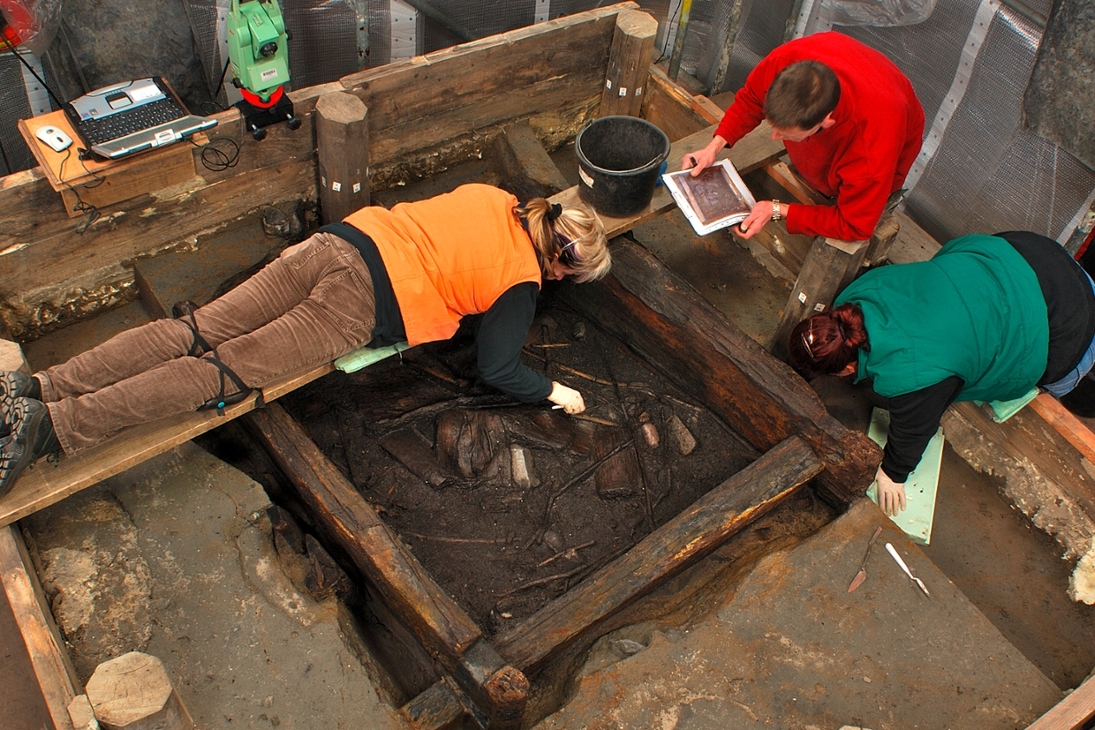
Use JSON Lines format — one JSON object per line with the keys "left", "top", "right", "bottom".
{"left": 0, "top": 183, "right": 610, "bottom": 495}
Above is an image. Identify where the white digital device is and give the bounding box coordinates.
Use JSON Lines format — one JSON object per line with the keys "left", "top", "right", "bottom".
{"left": 35, "top": 125, "right": 73, "bottom": 153}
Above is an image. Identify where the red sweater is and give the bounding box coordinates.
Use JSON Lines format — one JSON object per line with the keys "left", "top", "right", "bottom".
{"left": 715, "top": 32, "right": 924, "bottom": 241}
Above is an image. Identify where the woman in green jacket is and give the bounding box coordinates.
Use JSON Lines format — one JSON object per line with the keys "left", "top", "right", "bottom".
{"left": 788, "top": 231, "right": 1095, "bottom": 516}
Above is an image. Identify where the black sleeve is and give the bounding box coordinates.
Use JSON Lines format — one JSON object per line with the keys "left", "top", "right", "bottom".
{"left": 881, "top": 376, "right": 964, "bottom": 483}
{"left": 476, "top": 283, "right": 553, "bottom": 402}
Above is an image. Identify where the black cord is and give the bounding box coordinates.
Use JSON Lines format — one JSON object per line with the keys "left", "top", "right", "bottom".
{"left": 0, "top": 34, "right": 67, "bottom": 109}
{"left": 653, "top": 0, "right": 684, "bottom": 65}
{"left": 191, "top": 135, "right": 240, "bottom": 172}
{"left": 56, "top": 148, "right": 103, "bottom": 234}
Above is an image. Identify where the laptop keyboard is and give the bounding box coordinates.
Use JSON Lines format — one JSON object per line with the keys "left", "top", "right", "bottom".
{"left": 75, "top": 98, "right": 186, "bottom": 145}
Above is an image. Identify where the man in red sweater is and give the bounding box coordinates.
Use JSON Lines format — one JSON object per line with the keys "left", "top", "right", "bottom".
{"left": 683, "top": 32, "right": 924, "bottom": 242}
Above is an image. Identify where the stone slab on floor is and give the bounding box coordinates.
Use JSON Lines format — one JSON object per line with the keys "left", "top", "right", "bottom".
{"left": 534, "top": 498, "right": 1064, "bottom": 730}
{"left": 21, "top": 441, "right": 405, "bottom": 730}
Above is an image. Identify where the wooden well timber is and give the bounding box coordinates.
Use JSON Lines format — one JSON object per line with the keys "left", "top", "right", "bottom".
{"left": 2, "top": 3, "right": 1094, "bottom": 728}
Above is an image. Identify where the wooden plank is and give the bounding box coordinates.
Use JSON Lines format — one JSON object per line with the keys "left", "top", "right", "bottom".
{"left": 554, "top": 239, "right": 880, "bottom": 506}
{"left": 494, "top": 435, "right": 822, "bottom": 674}
{"left": 244, "top": 402, "right": 528, "bottom": 728}
{"left": 599, "top": 10, "right": 658, "bottom": 118}
{"left": 0, "top": 524, "right": 79, "bottom": 730}
{"left": 1029, "top": 393, "right": 1095, "bottom": 465}
{"left": 549, "top": 122, "right": 783, "bottom": 239}
{"left": 493, "top": 120, "right": 571, "bottom": 195}
{"left": 0, "top": 364, "right": 331, "bottom": 528}
{"left": 1024, "top": 671, "right": 1095, "bottom": 729}
{"left": 339, "top": 5, "right": 631, "bottom": 165}
{"left": 641, "top": 64, "right": 712, "bottom": 140}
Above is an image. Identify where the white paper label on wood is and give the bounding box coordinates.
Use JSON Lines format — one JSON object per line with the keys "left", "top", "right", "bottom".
{"left": 332, "top": 181, "right": 342, "bottom": 192}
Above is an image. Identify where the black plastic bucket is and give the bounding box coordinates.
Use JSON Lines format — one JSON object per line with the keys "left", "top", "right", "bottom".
{"left": 575, "top": 116, "right": 670, "bottom": 218}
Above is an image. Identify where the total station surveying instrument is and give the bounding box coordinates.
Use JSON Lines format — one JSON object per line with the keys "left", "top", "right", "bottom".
{"left": 227, "top": 0, "right": 301, "bottom": 139}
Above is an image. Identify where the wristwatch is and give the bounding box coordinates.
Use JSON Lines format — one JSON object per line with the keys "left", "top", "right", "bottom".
{"left": 772, "top": 200, "right": 782, "bottom": 221}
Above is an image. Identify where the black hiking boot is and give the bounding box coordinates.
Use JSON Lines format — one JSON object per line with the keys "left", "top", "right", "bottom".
{"left": 0, "top": 397, "right": 60, "bottom": 498}
{"left": 0, "top": 371, "right": 41, "bottom": 416}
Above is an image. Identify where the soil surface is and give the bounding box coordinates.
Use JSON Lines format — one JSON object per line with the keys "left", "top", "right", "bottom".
{"left": 270, "top": 296, "right": 761, "bottom": 632}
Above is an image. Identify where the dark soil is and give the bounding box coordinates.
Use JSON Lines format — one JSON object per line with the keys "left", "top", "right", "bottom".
{"left": 205, "top": 288, "right": 766, "bottom": 634}
{"left": 265, "top": 294, "right": 762, "bottom": 633}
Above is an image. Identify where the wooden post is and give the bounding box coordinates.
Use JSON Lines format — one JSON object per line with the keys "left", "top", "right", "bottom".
{"left": 599, "top": 10, "right": 658, "bottom": 117}
{"left": 863, "top": 211, "right": 901, "bottom": 268}
{"left": 315, "top": 91, "right": 369, "bottom": 224}
{"left": 85, "top": 652, "right": 194, "bottom": 730}
{"left": 770, "top": 236, "right": 869, "bottom": 358}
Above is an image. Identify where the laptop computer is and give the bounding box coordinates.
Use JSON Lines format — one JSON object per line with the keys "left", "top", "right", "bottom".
{"left": 63, "top": 77, "right": 217, "bottom": 160}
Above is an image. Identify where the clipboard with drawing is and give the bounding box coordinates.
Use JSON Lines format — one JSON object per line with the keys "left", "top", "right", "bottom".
{"left": 661, "top": 159, "right": 757, "bottom": 236}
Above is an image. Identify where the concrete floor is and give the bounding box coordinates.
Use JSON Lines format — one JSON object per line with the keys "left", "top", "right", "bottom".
{"left": 5, "top": 149, "right": 1095, "bottom": 729}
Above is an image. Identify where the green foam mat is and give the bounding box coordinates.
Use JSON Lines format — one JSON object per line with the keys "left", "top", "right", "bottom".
{"left": 334, "top": 341, "right": 410, "bottom": 373}
{"left": 865, "top": 407, "right": 942, "bottom": 545}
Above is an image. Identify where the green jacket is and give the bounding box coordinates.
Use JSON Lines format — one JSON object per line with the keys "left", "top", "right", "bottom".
{"left": 835, "top": 234, "right": 1048, "bottom": 402}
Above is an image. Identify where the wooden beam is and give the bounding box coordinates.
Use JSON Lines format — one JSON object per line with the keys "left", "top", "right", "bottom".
{"left": 315, "top": 91, "right": 370, "bottom": 224}
{"left": 243, "top": 402, "right": 528, "bottom": 729}
{"left": 550, "top": 122, "right": 783, "bottom": 239}
{"left": 599, "top": 10, "right": 658, "bottom": 118}
{"left": 1024, "top": 671, "right": 1095, "bottom": 729}
{"left": 0, "top": 524, "right": 79, "bottom": 730}
{"left": 494, "top": 435, "right": 822, "bottom": 674}
{"left": 555, "top": 239, "right": 878, "bottom": 506}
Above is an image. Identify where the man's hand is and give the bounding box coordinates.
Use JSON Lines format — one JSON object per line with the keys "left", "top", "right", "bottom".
{"left": 875, "top": 466, "right": 907, "bottom": 517}
{"left": 736, "top": 200, "right": 779, "bottom": 239}
{"left": 548, "top": 381, "right": 586, "bottom": 414}
{"left": 681, "top": 135, "right": 728, "bottom": 176}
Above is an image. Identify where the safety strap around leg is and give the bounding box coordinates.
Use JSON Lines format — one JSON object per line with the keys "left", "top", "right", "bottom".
{"left": 198, "top": 351, "right": 264, "bottom": 415}
{"left": 174, "top": 301, "right": 212, "bottom": 357}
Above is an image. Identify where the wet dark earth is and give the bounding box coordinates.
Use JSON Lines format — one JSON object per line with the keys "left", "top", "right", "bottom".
{"left": 218, "top": 295, "right": 764, "bottom": 633}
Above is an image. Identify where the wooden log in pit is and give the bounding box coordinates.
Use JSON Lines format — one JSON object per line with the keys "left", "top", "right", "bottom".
{"left": 244, "top": 402, "right": 527, "bottom": 728}
{"left": 494, "top": 434, "right": 822, "bottom": 674}
{"left": 555, "top": 239, "right": 879, "bottom": 506}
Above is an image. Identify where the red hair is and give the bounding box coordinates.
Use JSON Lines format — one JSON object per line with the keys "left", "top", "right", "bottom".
{"left": 787, "top": 303, "right": 868, "bottom": 379}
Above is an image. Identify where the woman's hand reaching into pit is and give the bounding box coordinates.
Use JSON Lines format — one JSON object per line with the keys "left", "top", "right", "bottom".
{"left": 548, "top": 381, "right": 586, "bottom": 414}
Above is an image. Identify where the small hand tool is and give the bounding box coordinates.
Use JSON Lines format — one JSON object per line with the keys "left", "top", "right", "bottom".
{"left": 885, "top": 542, "right": 930, "bottom": 597}
{"left": 847, "top": 525, "right": 883, "bottom": 593}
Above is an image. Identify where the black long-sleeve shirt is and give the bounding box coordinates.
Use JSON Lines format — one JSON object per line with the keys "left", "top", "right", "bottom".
{"left": 879, "top": 231, "right": 1095, "bottom": 482}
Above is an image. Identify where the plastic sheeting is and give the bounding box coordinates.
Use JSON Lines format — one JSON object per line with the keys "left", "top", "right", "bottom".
{"left": 0, "top": 0, "right": 62, "bottom": 55}
{"left": 822, "top": 0, "right": 937, "bottom": 27}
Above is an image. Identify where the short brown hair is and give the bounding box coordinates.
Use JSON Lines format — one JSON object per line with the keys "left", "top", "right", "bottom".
{"left": 764, "top": 61, "right": 840, "bottom": 130}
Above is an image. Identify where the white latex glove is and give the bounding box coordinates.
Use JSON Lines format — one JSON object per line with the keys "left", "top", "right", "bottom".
{"left": 548, "top": 381, "right": 586, "bottom": 414}
{"left": 875, "top": 465, "right": 907, "bottom": 517}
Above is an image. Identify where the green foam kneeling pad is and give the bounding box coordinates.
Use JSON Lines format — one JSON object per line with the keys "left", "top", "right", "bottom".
{"left": 865, "top": 407, "right": 942, "bottom": 545}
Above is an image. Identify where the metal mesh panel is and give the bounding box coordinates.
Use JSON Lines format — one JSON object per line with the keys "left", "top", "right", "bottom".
{"left": 838, "top": 0, "right": 976, "bottom": 137}
{"left": 696, "top": 0, "right": 798, "bottom": 94}
{"left": 897, "top": 6, "right": 1095, "bottom": 242}
{"left": 419, "top": 0, "right": 533, "bottom": 53}
{"left": 283, "top": 0, "right": 361, "bottom": 88}
{"left": 185, "top": 0, "right": 230, "bottom": 106}
{"left": 0, "top": 54, "right": 37, "bottom": 175}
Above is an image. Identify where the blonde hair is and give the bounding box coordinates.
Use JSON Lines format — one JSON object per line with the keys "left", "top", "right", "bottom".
{"left": 518, "top": 198, "right": 611, "bottom": 283}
